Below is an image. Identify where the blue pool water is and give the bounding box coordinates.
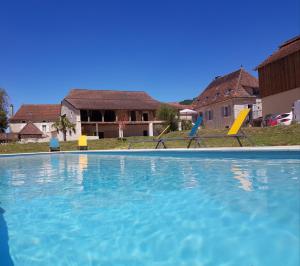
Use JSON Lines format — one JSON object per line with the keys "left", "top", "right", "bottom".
{"left": 0, "top": 151, "right": 299, "bottom": 266}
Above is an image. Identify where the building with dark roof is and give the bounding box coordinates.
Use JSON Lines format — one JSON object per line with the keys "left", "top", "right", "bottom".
{"left": 61, "top": 89, "right": 164, "bottom": 139}
{"left": 9, "top": 104, "right": 61, "bottom": 141}
{"left": 18, "top": 122, "right": 44, "bottom": 139}
{"left": 256, "top": 35, "right": 300, "bottom": 116}
{"left": 193, "top": 68, "right": 261, "bottom": 129}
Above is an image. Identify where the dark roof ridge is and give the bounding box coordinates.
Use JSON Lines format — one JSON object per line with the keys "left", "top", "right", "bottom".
{"left": 279, "top": 35, "right": 300, "bottom": 48}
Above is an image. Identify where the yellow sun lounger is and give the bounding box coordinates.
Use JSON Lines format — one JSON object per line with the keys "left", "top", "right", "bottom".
{"left": 78, "top": 135, "right": 88, "bottom": 150}
{"left": 198, "top": 108, "right": 254, "bottom": 147}
{"left": 127, "top": 124, "right": 171, "bottom": 149}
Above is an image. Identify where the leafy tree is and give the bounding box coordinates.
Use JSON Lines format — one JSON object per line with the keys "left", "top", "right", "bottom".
{"left": 179, "top": 98, "right": 195, "bottom": 105}
{"left": 156, "top": 104, "right": 178, "bottom": 131}
{"left": 52, "top": 114, "right": 76, "bottom": 141}
{"left": 0, "top": 88, "right": 8, "bottom": 133}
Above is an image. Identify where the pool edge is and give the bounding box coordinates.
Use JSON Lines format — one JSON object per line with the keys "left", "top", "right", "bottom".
{"left": 0, "top": 145, "right": 300, "bottom": 157}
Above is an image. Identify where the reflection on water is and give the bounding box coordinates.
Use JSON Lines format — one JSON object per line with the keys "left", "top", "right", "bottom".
{"left": 120, "top": 156, "right": 125, "bottom": 175}
{"left": 181, "top": 161, "right": 199, "bottom": 189}
{"left": 231, "top": 162, "right": 252, "bottom": 191}
{"left": 150, "top": 158, "right": 156, "bottom": 174}
{"left": 77, "top": 154, "right": 88, "bottom": 186}
{"left": 0, "top": 153, "right": 299, "bottom": 265}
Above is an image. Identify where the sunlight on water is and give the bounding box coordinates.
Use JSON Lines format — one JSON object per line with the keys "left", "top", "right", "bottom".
{"left": 0, "top": 152, "right": 299, "bottom": 265}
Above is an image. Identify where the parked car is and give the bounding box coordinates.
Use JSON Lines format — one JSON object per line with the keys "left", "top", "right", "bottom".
{"left": 262, "top": 114, "right": 278, "bottom": 127}
{"left": 276, "top": 112, "right": 293, "bottom": 126}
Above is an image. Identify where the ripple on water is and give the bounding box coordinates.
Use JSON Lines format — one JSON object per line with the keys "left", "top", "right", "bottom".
{"left": 0, "top": 153, "right": 299, "bottom": 265}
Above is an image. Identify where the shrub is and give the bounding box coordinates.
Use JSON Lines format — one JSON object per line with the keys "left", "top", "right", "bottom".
{"left": 181, "top": 120, "right": 193, "bottom": 130}
{"left": 156, "top": 104, "right": 178, "bottom": 131}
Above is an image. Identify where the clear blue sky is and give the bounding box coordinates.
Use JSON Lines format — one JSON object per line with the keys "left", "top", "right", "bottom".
{"left": 0, "top": 0, "right": 299, "bottom": 110}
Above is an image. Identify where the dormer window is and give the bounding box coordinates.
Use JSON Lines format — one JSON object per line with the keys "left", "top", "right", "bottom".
{"left": 225, "top": 88, "right": 232, "bottom": 96}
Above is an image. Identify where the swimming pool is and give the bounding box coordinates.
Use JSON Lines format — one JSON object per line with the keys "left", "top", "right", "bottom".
{"left": 0, "top": 150, "right": 299, "bottom": 265}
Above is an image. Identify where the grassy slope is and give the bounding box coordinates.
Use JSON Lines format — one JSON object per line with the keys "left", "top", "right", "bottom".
{"left": 0, "top": 124, "right": 300, "bottom": 154}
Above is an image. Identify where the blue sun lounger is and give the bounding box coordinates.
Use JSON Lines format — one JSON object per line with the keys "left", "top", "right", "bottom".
{"left": 49, "top": 137, "right": 60, "bottom": 152}
{"left": 156, "top": 116, "right": 203, "bottom": 148}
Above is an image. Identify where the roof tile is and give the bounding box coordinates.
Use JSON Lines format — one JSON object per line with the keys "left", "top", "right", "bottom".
{"left": 193, "top": 69, "right": 259, "bottom": 108}
{"left": 19, "top": 122, "right": 44, "bottom": 135}
{"left": 64, "top": 89, "right": 162, "bottom": 110}
{"left": 10, "top": 104, "right": 61, "bottom": 123}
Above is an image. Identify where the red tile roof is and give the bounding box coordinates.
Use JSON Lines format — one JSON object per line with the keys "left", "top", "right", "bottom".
{"left": 10, "top": 104, "right": 61, "bottom": 123}
{"left": 167, "top": 102, "right": 195, "bottom": 110}
{"left": 19, "top": 122, "right": 44, "bottom": 136}
{"left": 193, "top": 68, "right": 259, "bottom": 108}
{"left": 64, "top": 89, "right": 162, "bottom": 110}
{"left": 256, "top": 35, "right": 300, "bottom": 69}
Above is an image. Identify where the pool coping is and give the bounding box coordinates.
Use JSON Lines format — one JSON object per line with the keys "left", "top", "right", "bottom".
{"left": 0, "top": 145, "right": 300, "bottom": 157}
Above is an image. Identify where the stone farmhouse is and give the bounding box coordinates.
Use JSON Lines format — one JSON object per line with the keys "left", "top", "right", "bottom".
{"left": 193, "top": 68, "right": 261, "bottom": 129}
{"left": 9, "top": 89, "right": 166, "bottom": 142}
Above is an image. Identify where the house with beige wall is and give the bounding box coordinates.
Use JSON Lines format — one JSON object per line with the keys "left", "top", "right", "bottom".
{"left": 193, "top": 68, "right": 261, "bottom": 129}
{"left": 256, "top": 35, "right": 300, "bottom": 116}
{"left": 61, "top": 89, "right": 164, "bottom": 140}
{"left": 9, "top": 104, "right": 62, "bottom": 142}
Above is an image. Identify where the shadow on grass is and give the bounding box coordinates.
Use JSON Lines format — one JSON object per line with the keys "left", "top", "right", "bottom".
{"left": 0, "top": 206, "right": 14, "bottom": 266}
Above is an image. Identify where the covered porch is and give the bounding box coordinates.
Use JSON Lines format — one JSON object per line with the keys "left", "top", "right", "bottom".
{"left": 81, "top": 121, "right": 164, "bottom": 139}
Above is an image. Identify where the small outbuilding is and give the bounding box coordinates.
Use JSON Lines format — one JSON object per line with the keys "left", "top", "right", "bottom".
{"left": 18, "top": 122, "right": 44, "bottom": 140}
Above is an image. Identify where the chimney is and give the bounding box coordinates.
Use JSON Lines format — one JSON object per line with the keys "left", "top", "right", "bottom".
{"left": 9, "top": 104, "right": 14, "bottom": 117}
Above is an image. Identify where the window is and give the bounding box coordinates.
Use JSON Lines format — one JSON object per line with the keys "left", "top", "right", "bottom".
{"left": 252, "top": 88, "right": 260, "bottom": 96}
{"left": 90, "top": 110, "right": 102, "bottom": 121}
{"left": 104, "top": 110, "right": 116, "bottom": 122}
{"left": 80, "top": 110, "right": 88, "bottom": 122}
{"left": 225, "top": 88, "right": 232, "bottom": 96}
{"left": 142, "top": 113, "right": 149, "bottom": 121}
{"left": 130, "top": 111, "right": 136, "bottom": 121}
{"left": 205, "top": 110, "right": 213, "bottom": 120}
{"left": 222, "top": 105, "right": 231, "bottom": 117}
{"left": 42, "top": 125, "right": 47, "bottom": 133}
{"left": 208, "top": 110, "right": 213, "bottom": 120}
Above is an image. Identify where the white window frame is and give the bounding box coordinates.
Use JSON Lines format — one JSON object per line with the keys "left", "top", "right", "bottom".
{"left": 42, "top": 124, "right": 47, "bottom": 133}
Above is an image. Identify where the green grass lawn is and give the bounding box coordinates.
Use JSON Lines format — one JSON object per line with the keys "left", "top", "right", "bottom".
{"left": 1, "top": 124, "right": 300, "bottom": 154}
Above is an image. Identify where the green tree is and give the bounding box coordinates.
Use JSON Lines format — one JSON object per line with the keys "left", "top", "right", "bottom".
{"left": 156, "top": 104, "right": 178, "bottom": 131}
{"left": 52, "top": 114, "right": 76, "bottom": 141}
{"left": 179, "top": 98, "right": 195, "bottom": 105}
{"left": 0, "top": 88, "right": 8, "bottom": 133}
